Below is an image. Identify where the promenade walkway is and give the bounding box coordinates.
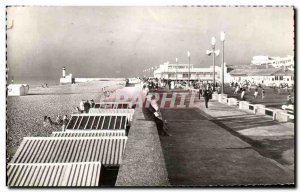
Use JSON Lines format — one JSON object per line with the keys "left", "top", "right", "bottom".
{"left": 158, "top": 91, "right": 294, "bottom": 186}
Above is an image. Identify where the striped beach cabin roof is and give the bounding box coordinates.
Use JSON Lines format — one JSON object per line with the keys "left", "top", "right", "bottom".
{"left": 66, "top": 114, "right": 129, "bottom": 131}
{"left": 7, "top": 162, "right": 101, "bottom": 187}
{"left": 88, "top": 108, "right": 135, "bottom": 121}
{"left": 10, "top": 136, "right": 127, "bottom": 166}
{"left": 51, "top": 130, "right": 126, "bottom": 137}
{"left": 94, "top": 102, "right": 132, "bottom": 109}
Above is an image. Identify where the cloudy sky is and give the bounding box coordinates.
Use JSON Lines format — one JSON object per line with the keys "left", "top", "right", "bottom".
{"left": 6, "top": 6, "right": 294, "bottom": 82}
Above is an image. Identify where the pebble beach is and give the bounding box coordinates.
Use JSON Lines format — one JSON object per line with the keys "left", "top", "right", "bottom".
{"left": 6, "top": 80, "right": 124, "bottom": 161}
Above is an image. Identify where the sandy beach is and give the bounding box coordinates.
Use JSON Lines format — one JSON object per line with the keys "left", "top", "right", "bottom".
{"left": 6, "top": 80, "right": 125, "bottom": 161}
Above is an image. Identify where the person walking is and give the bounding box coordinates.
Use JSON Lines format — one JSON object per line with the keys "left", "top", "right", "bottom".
{"left": 261, "top": 89, "right": 265, "bottom": 99}
{"left": 203, "top": 90, "right": 211, "bottom": 109}
{"left": 198, "top": 84, "right": 203, "bottom": 99}
{"left": 234, "top": 86, "right": 239, "bottom": 95}
{"left": 241, "top": 89, "right": 246, "bottom": 101}
{"left": 254, "top": 88, "right": 258, "bottom": 99}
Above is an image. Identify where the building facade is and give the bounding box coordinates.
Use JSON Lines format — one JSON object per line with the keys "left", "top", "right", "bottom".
{"left": 153, "top": 62, "right": 224, "bottom": 82}
{"left": 153, "top": 61, "right": 294, "bottom": 87}
{"left": 228, "top": 68, "right": 294, "bottom": 86}
{"left": 251, "top": 55, "right": 294, "bottom": 70}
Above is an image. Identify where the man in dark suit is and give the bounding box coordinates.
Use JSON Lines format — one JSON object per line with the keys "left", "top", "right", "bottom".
{"left": 203, "top": 90, "right": 211, "bottom": 109}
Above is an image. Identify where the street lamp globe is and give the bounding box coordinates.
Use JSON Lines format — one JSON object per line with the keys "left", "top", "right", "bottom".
{"left": 211, "top": 36, "right": 216, "bottom": 46}
{"left": 220, "top": 31, "right": 226, "bottom": 42}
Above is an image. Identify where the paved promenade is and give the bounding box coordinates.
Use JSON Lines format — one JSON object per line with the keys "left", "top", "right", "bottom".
{"left": 159, "top": 91, "right": 294, "bottom": 186}
{"left": 197, "top": 98, "right": 294, "bottom": 174}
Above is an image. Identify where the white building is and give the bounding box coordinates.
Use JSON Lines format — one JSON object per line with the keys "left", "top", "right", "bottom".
{"left": 251, "top": 55, "right": 294, "bottom": 70}
{"left": 7, "top": 84, "right": 29, "bottom": 96}
{"left": 228, "top": 68, "right": 294, "bottom": 86}
{"left": 60, "top": 67, "right": 75, "bottom": 84}
{"left": 153, "top": 62, "right": 225, "bottom": 82}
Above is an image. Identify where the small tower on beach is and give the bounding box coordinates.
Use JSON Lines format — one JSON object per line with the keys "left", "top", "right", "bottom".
{"left": 62, "top": 67, "right": 66, "bottom": 78}
{"left": 60, "top": 67, "right": 74, "bottom": 84}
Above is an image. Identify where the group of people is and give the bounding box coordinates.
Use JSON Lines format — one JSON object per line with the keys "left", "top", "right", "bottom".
{"left": 229, "top": 80, "right": 265, "bottom": 101}
{"left": 43, "top": 115, "right": 69, "bottom": 131}
{"left": 76, "top": 99, "right": 95, "bottom": 113}
{"left": 275, "top": 83, "right": 293, "bottom": 95}
{"left": 41, "top": 83, "right": 49, "bottom": 88}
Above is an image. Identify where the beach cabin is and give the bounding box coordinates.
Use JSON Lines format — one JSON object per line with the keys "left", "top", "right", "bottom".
{"left": 7, "top": 84, "right": 28, "bottom": 96}
{"left": 23, "top": 84, "right": 29, "bottom": 94}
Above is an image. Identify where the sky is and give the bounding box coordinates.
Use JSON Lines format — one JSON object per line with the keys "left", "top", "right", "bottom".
{"left": 6, "top": 6, "right": 294, "bottom": 82}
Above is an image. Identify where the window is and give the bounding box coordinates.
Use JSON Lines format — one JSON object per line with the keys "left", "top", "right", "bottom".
{"left": 169, "top": 74, "right": 176, "bottom": 78}
{"left": 280, "top": 76, "right": 283, "bottom": 80}
{"left": 182, "top": 74, "right": 190, "bottom": 78}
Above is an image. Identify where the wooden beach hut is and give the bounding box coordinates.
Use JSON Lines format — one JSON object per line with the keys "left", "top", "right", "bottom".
{"left": 7, "top": 84, "right": 27, "bottom": 96}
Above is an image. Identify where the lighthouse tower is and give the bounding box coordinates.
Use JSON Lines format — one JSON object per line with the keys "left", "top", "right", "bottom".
{"left": 60, "top": 67, "right": 73, "bottom": 84}
{"left": 62, "top": 67, "right": 66, "bottom": 78}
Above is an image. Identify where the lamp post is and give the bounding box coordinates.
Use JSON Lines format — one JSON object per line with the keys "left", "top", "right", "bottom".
{"left": 220, "top": 31, "right": 226, "bottom": 94}
{"left": 187, "top": 51, "right": 191, "bottom": 86}
{"left": 151, "top": 67, "right": 154, "bottom": 78}
{"left": 206, "top": 37, "right": 220, "bottom": 91}
{"left": 175, "top": 58, "right": 178, "bottom": 82}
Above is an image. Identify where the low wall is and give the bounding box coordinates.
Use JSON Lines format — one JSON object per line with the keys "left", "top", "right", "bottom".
{"left": 228, "top": 98, "right": 238, "bottom": 106}
{"left": 255, "top": 104, "right": 266, "bottom": 115}
{"left": 116, "top": 109, "right": 170, "bottom": 187}
{"left": 237, "top": 100, "right": 293, "bottom": 122}
{"left": 218, "top": 94, "right": 228, "bottom": 103}
{"left": 212, "top": 93, "right": 218, "bottom": 100}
